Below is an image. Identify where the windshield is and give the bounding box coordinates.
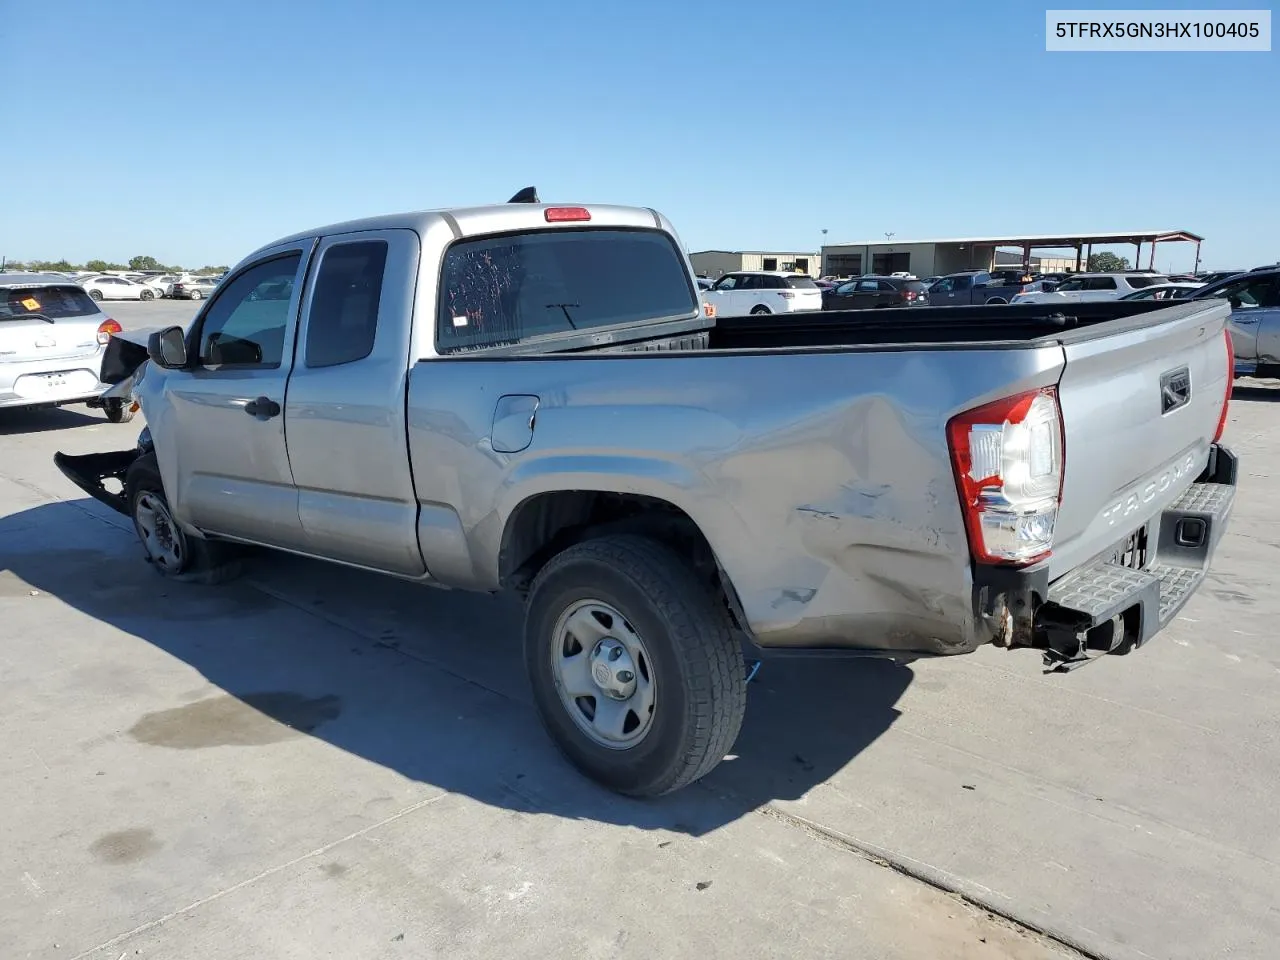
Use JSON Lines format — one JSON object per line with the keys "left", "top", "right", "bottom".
{"left": 437, "top": 228, "right": 697, "bottom": 352}
{"left": 1, "top": 284, "right": 101, "bottom": 321}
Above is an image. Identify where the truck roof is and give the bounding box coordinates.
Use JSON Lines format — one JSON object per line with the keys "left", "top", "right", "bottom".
{"left": 247, "top": 202, "right": 674, "bottom": 261}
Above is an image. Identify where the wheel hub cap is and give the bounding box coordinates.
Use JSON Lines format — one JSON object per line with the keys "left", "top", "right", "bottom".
{"left": 589, "top": 638, "right": 638, "bottom": 700}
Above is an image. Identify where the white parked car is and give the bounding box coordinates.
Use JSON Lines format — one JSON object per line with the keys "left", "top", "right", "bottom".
{"left": 0, "top": 273, "right": 135, "bottom": 420}
{"left": 1011, "top": 272, "right": 1169, "bottom": 304}
{"left": 1118, "top": 282, "right": 1203, "bottom": 301}
{"left": 702, "top": 271, "right": 823, "bottom": 317}
{"left": 80, "top": 275, "right": 160, "bottom": 302}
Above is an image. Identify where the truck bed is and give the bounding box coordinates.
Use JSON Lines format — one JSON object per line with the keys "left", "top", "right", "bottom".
{"left": 408, "top": 296, "right": 1231, "bottom": 655}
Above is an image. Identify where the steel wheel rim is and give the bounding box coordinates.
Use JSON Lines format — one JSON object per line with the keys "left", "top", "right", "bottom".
{"left": 133, "top": 492, "right": 184, "bottom": 572}
{"left": 550, "top": 599, "right": 656, "bottom": 750}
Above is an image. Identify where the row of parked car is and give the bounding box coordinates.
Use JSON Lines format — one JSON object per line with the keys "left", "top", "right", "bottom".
{"left": 695, "top": 264, "right": 1277, "bottom": 318}
{"left": 23, "top": 270, "right": 225, "bottom": 302}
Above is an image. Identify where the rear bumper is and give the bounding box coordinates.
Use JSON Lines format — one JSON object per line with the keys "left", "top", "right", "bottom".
{"left": 0, "top": 353, "right": 108, "bottom": 409}
{"left": 974, "top": 444, "right": 1238, "bottom": 668}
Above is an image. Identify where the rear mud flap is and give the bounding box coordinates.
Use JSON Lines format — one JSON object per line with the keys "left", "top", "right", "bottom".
{"left": 53, "top": 449, "right": 140, "bottom": 516}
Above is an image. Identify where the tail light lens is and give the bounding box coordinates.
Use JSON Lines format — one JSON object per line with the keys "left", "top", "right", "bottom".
{"left": 96, "top": 318, "right": 122, "bottom": 345}
{"left": 947, "top": 387, "right": 1065, "bottom": 565}
{"left": 1214, "top": 327, "right": 1233, "bottom": 443}
{"left": 544, "top": 206, "right": 591, "bottom": 222}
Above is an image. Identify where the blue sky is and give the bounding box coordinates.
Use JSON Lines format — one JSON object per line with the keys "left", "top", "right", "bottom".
{"left": 5, "top": 0, "right": 1276, "bottom": 272}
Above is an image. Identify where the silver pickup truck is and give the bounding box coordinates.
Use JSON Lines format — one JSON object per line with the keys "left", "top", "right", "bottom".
{"left": 56, "top": 189, "right": 1239, "bottom": 797}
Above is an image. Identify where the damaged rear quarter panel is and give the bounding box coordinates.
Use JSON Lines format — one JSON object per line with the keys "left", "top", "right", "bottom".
{"left": 408, "top": 344, "right": 1063, "bottom": 655}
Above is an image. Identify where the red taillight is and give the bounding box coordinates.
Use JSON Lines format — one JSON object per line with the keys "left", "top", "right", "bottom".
{"left": 947, "top": 387, "right": 1065, "bottom": 566}
{"left": 1214, "top": 327, "right": 1233, "bottom": 443}
{"left": 96, "top": 318, "right": 122, "bottom": 345}
{"left": 905, "top": 290, "right": 917, "bottom": 301}
{"left": 544, "top": 206, "right": 591, "bottom": 222}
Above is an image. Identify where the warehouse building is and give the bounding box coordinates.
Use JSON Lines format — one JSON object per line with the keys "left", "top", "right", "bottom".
{"left": 689, "top": 249, "right": 821, "bottom": 279}
{"left": 819, "top": 230, "right": 1203, "bottom": 278}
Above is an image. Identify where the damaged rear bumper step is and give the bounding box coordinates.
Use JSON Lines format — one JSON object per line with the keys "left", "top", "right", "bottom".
{"left": 1037, "top": 450, "right": 1236, "bottom": 666}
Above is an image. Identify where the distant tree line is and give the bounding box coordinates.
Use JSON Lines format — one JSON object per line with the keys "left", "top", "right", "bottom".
{"left": 2, "top": 254, "right": 230, "bottom": 274}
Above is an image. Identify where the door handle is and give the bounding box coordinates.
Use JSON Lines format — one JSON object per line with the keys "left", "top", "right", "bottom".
{"left": 244, "top": 396, "right": 281, "bottom": 418}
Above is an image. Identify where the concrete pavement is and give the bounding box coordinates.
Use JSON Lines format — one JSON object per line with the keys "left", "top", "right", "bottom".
{"left": 2, "top": 378, "right": 1278, "bottom": 959}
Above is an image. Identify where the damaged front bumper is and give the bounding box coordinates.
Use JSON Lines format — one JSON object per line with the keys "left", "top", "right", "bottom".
{"left": 974, "top": 444, "right": 1238, "bottom": 670}
{"left": 53, "top": 428, "right": 151, "bottom": 516}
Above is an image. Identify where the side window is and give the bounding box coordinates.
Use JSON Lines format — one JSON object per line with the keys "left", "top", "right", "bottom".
{"left": 835, "top": 282, "right": 858, "bottom": 295}
{"left": 763, "top": 275, "right": 785, "bottom": 289}
{"left": 856, "top": 280, "right": 880, "bottom": 292}
{"left": 739, "top": 275, "right": 763, "bottom": 290}
{"left": 304, "top": 240, "right": 388, "bottom": 368}
{"left": 714, "top": 275, "right": 739, "bottom": 290}
{"left": 877, "top": 281, "right": 897, "bottom": 292}
{"left": 953, "top": 276, "right": 972, "bottom": 290}
{"left": 1216, "top": 277, "right": 1279, "bottom": 309}
{"left": 197, "top": 254, "right": 302, "bottom": 369}
{"left": 1086, "top": 277, "right": 1118, "bottom": 290}
{"left": 932, "top": 278, "right": 954, "bottom": 292}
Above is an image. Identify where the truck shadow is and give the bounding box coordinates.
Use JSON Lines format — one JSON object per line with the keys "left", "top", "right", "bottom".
{"left": 0, "top": 500, "right": 910, "bottom": 838}
{"left": 1231, "top": 384, "right": 1280, "bottom": 403}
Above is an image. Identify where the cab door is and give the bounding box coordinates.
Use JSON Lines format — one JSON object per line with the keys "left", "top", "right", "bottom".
{"left": 283, "top": 229, "right": 427, "bottom": 577}
{"left": 159, "top": 245, "right": 312, "bottom": 549}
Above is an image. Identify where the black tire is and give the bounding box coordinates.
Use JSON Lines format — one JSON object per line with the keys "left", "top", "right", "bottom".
{"left": 104, "top": 397, "right": 136, "bottom": 423}
{"left": 985, "top": 297, "right": 1008, "bottom": 305}
{"left": 89, "top": 289, "right": 103, "bottom": 302}
{"left": 140, "top": 289, "right": 154, "bottom": 301}
{"left": 524, "top": 534, "right": 747, "bottom": 797}
{"left": 749, "top": 305, "right": 771, "bottom": 315}
{"left": 125, "top": 453, "right": 241, "bottom": 584}
{"left": 189, "top": 289, "right": 203, "bottom": 301}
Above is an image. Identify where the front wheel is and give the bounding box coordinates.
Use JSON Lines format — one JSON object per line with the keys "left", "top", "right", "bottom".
{"left": 125, "top": 453, "right": 241, "bottom": 584}
{"left": 189, "top": 289, "right": 203, "bottom": 301}
{"left": 524, "top": 534, "right": 747, "bottom": 797}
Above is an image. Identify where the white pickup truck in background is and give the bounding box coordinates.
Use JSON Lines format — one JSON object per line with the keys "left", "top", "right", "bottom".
{"left": 703, "top": 271, "right": 823, "bottom": 317}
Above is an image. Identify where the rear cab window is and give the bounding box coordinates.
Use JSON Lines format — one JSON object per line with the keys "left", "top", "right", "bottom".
{"left": 1, "top": 284, "right": 101, "bottom": 321}
{"left": 437, "top": 228, "right": 697, "bottom": 352}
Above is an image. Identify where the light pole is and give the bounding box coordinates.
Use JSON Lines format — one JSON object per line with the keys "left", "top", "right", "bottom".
{"left": 820, "top": 228, "right": 827, "bottom": 276}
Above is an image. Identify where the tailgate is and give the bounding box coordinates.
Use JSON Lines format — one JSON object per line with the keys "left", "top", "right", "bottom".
{"left": 1049, "top": 299, "right": 1231, "bottom": 579}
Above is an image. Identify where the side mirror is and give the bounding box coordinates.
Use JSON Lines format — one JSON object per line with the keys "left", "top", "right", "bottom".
{"left": 148, "top": 326, "right": 188, "bottom": 369}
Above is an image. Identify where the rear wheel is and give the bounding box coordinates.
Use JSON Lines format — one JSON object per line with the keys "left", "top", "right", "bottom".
{"left": 88, "top": 290, "right": 103, "bottom": 302}
{"left": 985, "top": 297, "right": 1008, "bottom": 305}
{"left": 140, "top": 289, "right": 155, "bottom": 301}
{"left": 750, "top": 305, "right": 771, "bottom": 315}
{"left": 525, "top": 534, "right": 747, "bottom": 797}
{"left": 125, "top": 453, "right": 241, "bottom": 584}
